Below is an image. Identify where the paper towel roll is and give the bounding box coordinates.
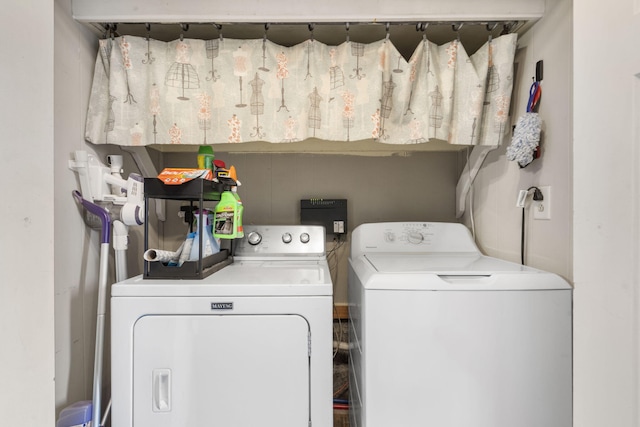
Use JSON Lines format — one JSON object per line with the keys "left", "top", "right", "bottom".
{"left": 143, "top": 248, "right": 181, "bottom": 263}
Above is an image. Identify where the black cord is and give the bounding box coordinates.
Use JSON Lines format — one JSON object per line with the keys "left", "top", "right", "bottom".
{"left": 521, "top": 186, "right": 544, "bottom": 265}
{"left": 521, "top": 207, "right": 525, "bottom": 265}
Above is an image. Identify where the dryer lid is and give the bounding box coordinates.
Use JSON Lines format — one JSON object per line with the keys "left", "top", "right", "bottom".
{"left": 113, "top": 260, "right": 333, "bottom": 297}
{"left": 213, "top": 260, "right": 331, "bottom": 285}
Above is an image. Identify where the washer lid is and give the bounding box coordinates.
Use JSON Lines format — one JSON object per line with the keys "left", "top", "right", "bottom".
{"left": 365, "top": 253, "right": 529, "bottom": 274}
{"left": 355, "top": 253, "right": 571, "bottom": 291}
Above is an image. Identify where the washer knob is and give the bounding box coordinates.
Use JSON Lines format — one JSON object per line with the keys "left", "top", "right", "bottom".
{"left": 300, "top": 232, "right": 310, "bottom": 244}
{"left": 282, "top": 232, "right": 293, "bottom": 244}
{"left": 247, "top": 231, "right": 262, "bottom": 245}
{"left": 407, "top": 232, "right": 424, "bottom": 244}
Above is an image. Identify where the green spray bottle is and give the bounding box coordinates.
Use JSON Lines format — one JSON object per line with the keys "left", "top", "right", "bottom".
{"left": 213, "top": 191, "right": 240, "bottom": 239}
{"left": 227, "top": 165, "right": 244, "bottom": 238}
{"left": 231, "top": 186, "right": 244, "bottom": 238}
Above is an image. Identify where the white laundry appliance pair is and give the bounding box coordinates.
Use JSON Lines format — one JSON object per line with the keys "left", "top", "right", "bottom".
{"left": 348, "top": 222, "right": 572, "bottom": 427}
{"left": 111, "top": 225, "right": 333, "bottom": 427}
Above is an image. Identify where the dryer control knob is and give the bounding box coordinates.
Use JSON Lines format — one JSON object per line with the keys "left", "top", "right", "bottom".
{"left": 407, "top": 232, "right": 424, "bottom": 244}
{"left": 247, "top": 231, "right": 262, "bottom": 245}
{"left": 282, "top": 232, "right": 293, "bottom": 244}
{"left": 300, "top": 232, "right": 310, "bottom": 244}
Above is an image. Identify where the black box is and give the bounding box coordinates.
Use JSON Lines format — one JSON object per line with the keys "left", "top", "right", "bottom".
{"left": 300, "top": 199, "right": 347, "bottom": 234}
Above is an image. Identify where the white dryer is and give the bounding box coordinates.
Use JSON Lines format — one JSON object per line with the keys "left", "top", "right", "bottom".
{"left": 348, "top": 222, "right": 572, "bottom": 427}
{"left": 111, "top": 225, "right": 333, "bottom": 427}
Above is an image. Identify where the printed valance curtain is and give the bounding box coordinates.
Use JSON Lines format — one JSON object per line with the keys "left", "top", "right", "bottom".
{"left": 85, "top": 33, "right": 517, "bottom": 147}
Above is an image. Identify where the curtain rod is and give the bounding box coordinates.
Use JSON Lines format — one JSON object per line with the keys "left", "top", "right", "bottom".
{"left": 101, "top": 20, "right": 519, "bottom": 35}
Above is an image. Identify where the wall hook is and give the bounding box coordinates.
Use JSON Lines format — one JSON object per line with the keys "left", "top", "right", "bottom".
{"left": 486, "top": 22, "right": 498, "bottom": 42}
{"left": 308, "top": 23, "right": 315, "bottom": 41}
{"left": 451, "top": 22, "right": 463, "bottom": 41}
{"left": 486, "top": 22, "right": 498, "bottom": 32}
{"left": 385, "top": 22, "right": 390, "bottom": 41}
{"left": 500, "top": 22, "right": 513, "bottom": 35}
{"left": 213, "top": 23, "right": 223, "bottom": 41}
{"left": 180, "top": 23, "right": 189, "bottom": 41}
{"left": 451, "top": 22, "right": 464, "bottom": 32}
{"left": 108, "top": 23, "right": 117, "bottom": 40}
{"left": 416, "top": 22, "right": 428, "bottom": 44}
{"left": 345, "top": 22, "right": 350, "bottom": 43}
{"left": 263, "top": 23, "right": 270, "bottom": 41}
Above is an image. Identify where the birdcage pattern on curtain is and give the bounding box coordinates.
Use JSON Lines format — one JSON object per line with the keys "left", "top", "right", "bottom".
{"left": 165, "top": 41, "right": 200, "bottom": 100}
{"left": 85, "top": 33, "right": 517, "bottom": 147}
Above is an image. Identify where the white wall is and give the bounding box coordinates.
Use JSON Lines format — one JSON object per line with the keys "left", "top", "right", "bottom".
{"left": 0, "top": 0, "right": 56, "bottom": 425}
{"left": 573, "top": 0, "right": 640, "bottom": 425}
{"left": 464, "top": 0, "right": 573, "bottom": 282}
{"left": 54, "top": 0, "right": 103, "bottom": 416}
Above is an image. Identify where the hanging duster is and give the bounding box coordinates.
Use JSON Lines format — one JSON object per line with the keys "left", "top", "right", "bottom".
{"left": 507, "top": 79, "right": 542, "bottom": 167}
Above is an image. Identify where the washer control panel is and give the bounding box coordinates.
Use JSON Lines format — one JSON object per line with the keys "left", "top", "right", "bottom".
{"left": 351, "top": 222, "right": 480, "bottom": 259}
{"left": 235, "top": 225, "right": 326, "bottom": 258}
{"left": 383, "top": 223, "right": 434, "bottom": 245}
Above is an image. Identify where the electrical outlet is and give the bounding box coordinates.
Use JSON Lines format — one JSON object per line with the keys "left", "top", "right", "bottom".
{"left": 533, "top": 186, "right": 551, "bottom": 220}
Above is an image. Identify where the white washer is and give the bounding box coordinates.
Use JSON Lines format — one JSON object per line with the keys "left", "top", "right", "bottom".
{"left": 348, "top": 222, "right": 572, "bottom": 427}
{"left": 111, "top": 225, "right": 333, "bottom": 427}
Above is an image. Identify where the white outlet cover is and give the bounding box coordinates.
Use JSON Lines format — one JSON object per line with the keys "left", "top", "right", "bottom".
{"left": 533, "top": 186, "right": 551, "bottom": 220}
{"left": 516, "top": 190, "right": 528, "bottom": 208}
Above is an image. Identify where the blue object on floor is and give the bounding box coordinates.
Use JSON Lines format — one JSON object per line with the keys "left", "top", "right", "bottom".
{"left": 56, "top": 400, "right": 92, "bottom": 427}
